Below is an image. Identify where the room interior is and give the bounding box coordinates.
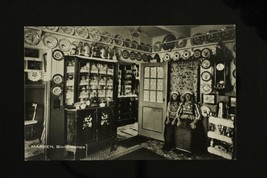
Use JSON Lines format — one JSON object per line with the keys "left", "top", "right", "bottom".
{"left": 24, "top": 25, "right": 236, "bottom": 160}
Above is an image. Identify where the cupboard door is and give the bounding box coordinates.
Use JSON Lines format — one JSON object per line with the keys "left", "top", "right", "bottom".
{"left": 77, "top": 109, "right": 96, "bottom": 144}
{"left": 66, "top": 110, "right": 77, "bottom": 145}
{"left": 97, "top": 107, "right": 113, "bottom": 141}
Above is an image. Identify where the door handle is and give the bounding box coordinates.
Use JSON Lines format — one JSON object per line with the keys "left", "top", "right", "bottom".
{"left": 163, "top": 98, "right": 165, "bottom": 102}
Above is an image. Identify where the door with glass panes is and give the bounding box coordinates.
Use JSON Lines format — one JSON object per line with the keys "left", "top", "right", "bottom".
{"left": 138, "top": 62, "right": 168, "bottom": 141}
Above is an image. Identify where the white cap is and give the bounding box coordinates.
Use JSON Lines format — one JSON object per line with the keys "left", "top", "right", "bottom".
{"left": 171, "top": 91, "right": 179, "bottom": 96}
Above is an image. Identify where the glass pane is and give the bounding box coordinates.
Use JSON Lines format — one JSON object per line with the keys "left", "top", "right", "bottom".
{"left": 150, "top": 91, "right": 156, "bottom": 102}
{"left": 157, "top": 91, "right": 163, "bottom": 103}
{"left": 144, "top": 79, "right": 150, "bottom": 89}
{"left": 157, "top": 79, "right": 163, "bottom": 91}
{"left": 144, "top": 90, "right": 149, "bottom": 101}
{"left": 151, "top": 67, "right": 157, "bottom": 78}
{"left": 144, "top": 67, "right": 150, "bottom": 78}
{"left": 150, "top": 79, "right": 156, "bottom": 90}
{"left": 157, "top": 67, "right": 163, "bottom": 78}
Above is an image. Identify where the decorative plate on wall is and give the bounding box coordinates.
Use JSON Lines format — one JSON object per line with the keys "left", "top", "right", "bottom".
{"left": 75, "top": 26, "right": 89, "bottom": 38}
{"left": 45, "top": 26, "right": 59, "bottom": 32}
{"left": 24, "top": 29, "right": 41, "bottom": 45}
{"left": 114, "top": 34, "right": 123, "bottom": 46}
{"left": 42, "top": 33, "right": 58, "bottom": 48}
{"left": 101, "top": 31, "right": 113, "bottom": 44}
{"left": 130, "top": 51, "right": 136, "bottom": 60}
{"left": 60, "top": 26, "right": 75, "bottom": 35}
{"left": 51, "top": 86, "right": 63, "bottom": 96}
{"left": 201, "top": 48, "right": 212, "bottom": 59}
{"left": 173, "top": 52, "right": 180, "bottom": 61}
{"left": 141, "top": 54, "right": 148, "bottom": 62}
{"left": 136, "top": 53, "right": 142, "bottom": 61}
{"left": 201, "top": 59, "right": 211, "bottom": 69}
{"left": 162, "top": 34, "right": 176, "bottom": 51}
{"left": 182, "top": 50, "right": 191, "bottom": 60}
{"left": 88, "top": 28, "right": 102, "bottom": 41}
{"left": 193, "top": 49, "right": 202, "bottom": 59}
{"left": 58, "top": 38, "right": 71, "bottom": 52}
{"left": 201, "top": 83, "right": 212, "bottom": 94}
{"left": 163, "top": 53, "right": 171, "bottom": 61}
{"left": 190, "top": 33, "right": 204, "bottom": 46}
{"left": 205, "top": 30, "right": 220, "bottom": 43}
{"left": 201, "top": 71, "right": 212, "bottom": 81}
{"left": 52, "top": 74, "right": 64, "bottom": 85}
{"left": 115, "top": 48, "right": 122, "bottom": 58}
{"left": 122, "top": 50, "right": 130, "bottom": 59}
{"left": 52, "top": 49, "right": 64, "bottom": 61}
{"left": 176, "top": 36, "right": 187, "bottom": 48}
{"left": 124, "top": 39, "right": 132, "bottom": 48}
{"left": 131, "top": 41, "right": 138, "bottom": 49}
{"left": 27, "top": 70, "right": 42, "bottom": 82}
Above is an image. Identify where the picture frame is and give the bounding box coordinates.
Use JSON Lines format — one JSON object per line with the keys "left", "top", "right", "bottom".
{"left": 202, "top": 94, "right": 216, "bottom": 104}
{"left": 229, "top": 96, "right": 236, "bottom": 107}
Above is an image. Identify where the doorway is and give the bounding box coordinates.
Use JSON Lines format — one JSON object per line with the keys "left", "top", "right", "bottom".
{"left": 138, "top": 62, "right": 168, "bottom": 141}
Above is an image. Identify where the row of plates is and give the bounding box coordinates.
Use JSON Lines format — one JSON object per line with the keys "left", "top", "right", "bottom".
{"left": 153, "top": 26, "right": 235, "bottom": 52}
{"left": 25, "top": 27, "right": 152, "bottom": 52}
{"left": 162, "top": 48, "right": 213, "bottom": 61}
{"left": 119, "top": 49, "right": 152, "bottom": 62}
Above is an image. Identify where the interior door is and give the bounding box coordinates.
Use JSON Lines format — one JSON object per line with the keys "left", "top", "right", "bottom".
{"left": 138, "top": 62, "right": 168, "bottom": 141}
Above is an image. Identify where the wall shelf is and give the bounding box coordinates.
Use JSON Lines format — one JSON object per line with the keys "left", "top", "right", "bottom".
{"left": 25, "top": 26, "right": 235, "bottom": 60}
{"left": 209, "top": 116, "right": 234, "bottom": 128}
{"left": 207, "top": 131, "right": 233, "bottom": 144}
{"left": 70, "top": 55, "right": 118, "bottom": 63}
{"left": 152, "top": 39, "right": 235, "bottom": 54}
{"left": 207, "top": 146, "right": 232, "bottom": 160}
{"left": 25, "top": 27, "right": 152, "bottom": 55}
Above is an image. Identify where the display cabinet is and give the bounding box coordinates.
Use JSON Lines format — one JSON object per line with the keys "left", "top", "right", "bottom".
{"left": 64, "top": 56, "right": 116, "bottom": 108}
{"left": 207, "top": 116, "right": 235, "bottom": 159}
{"left": 117, "top": 64, "right": 139, "bottom": 126}
{"left": 63, "top": 56, "right": 117, "bottom": 159}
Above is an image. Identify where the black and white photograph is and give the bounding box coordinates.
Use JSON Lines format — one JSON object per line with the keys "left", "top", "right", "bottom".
{"left": 24, "top": 25, "right": 237, "bottom": 161}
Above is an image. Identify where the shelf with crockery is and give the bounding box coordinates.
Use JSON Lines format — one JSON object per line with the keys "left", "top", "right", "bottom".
{"left": 207, "top": 146, "right": 232, "bottom": 160}
{"left": 24, "top": 26, "right": 152, "bottom": 56}
{"left": 152, "top": 26, "right": 236, "bottom": 60}
{"left": 207, "top": 115, "right": 235, "bottom": 160}
{"left": 208, "top": 116, "right": 234, "bottom": 128}
{"left": 64, "top": 56, "right": 116, "bottom": 110}
{"left": 207, "top": 131, "right": 233, "bottom": 144}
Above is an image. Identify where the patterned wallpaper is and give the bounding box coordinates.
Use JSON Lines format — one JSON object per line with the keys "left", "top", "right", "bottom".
{"left": 170, "top": 60, "right": 199, "bottom": 101}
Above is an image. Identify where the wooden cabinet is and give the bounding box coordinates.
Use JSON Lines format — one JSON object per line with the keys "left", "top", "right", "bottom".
{"left": 63, "top": 56, "right": 118, "bottom": 159}
{"left": 117, "top": 97, "right": 138, "bottom": 126}
{"left": 65, "top": 106, "right": 115, "bottom": 159}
